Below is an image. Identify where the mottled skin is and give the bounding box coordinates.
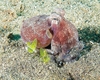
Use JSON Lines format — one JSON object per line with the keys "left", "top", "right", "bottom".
{"left": 48, "top": 9, "right": 80, "bottom": 63}
{"left": 21, "top": 15, "right": 52, "bottom": 48}
{"left": 21, "top": 9, "right": 83, "bottom": 67}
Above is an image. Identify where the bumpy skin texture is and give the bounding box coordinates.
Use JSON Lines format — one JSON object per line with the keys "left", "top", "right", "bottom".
{"left": 48, "top": 9, "right": 80, "bottom": 63}
{"left": 21, "top": 9, "right": 83, "bottom": 66}
{"left": 21, "top": 15, "right": 52, "bottom": 48}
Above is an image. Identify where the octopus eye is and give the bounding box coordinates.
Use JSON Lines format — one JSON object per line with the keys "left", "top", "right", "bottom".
{"left": 57, "top": 61, "right": 64, "bottom": 68}
{"left": 54, "top": 57, "right": 64, "bottom": 68}
{"left": 53, "top": 18, "right": 59, "bottom": 21}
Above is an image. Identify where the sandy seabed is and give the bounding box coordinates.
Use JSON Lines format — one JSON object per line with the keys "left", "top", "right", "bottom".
{"left": 0, "top": 0, "right": 100, "bottom": 80}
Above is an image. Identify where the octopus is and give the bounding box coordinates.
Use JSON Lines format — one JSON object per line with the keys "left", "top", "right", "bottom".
{"left": 21, "top": 8, "right": 84, "bottom": 67}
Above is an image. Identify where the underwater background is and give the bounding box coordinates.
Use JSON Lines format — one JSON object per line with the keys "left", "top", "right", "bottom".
{"left": 0, "top": 0, "right": 100, "bottom": 80}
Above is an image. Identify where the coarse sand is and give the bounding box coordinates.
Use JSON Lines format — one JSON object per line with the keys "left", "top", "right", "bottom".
{"left": 0, "top": 0, "right": 100, "bottom": 80}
